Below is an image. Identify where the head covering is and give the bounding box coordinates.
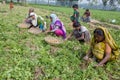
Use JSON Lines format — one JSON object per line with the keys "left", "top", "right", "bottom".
{"left": 30, "top": 12, "right": 37, "bottom": 26}
{"left": 91, "top": 27, "right": 120, "bottom": 59}
{"left": 30, "top": 12, "right": 37, "bottom": 20}
{"left": 50, "top": 14, "right": 58, "bottom": 24}
{"left": 30, "top": 12, "right": 36, "bottom": 17}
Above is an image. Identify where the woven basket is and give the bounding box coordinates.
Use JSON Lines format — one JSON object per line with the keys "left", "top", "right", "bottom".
{"left": 17, "top": 23, "right": 30, "bottom": 28}
{"left": 28, "top": 27, "right": 42, "bottom": 34}
{"left": 44, "top": 36, "right": 63, "bottom": 45}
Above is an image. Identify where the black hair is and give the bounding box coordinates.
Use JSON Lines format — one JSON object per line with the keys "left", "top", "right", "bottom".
{"left": 72, "top": 4, "right": 78, "bottom": 9}
{"left": 73, "top": 22, "right": 81, "bottom": 28}
{"left": 86, "top": 9, "right": 89, "bottom": 11}
{"left": 46, "top": 15, "right": 49, "bottom": 19}
{"left": 94, "top": 28, "right": 105, "bottom": 36}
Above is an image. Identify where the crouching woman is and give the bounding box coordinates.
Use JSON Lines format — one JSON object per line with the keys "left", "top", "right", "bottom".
{"left": 28, "top": 12, "right": 46, "bottom": 31}
{"left": 84, "top": 27, "right": 120, "bottom": 67}
{"left": 45, "top": 14, "right": 66, "bottom": 39}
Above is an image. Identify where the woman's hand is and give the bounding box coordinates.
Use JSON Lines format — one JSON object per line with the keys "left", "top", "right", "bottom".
{"left": 45, "top": 30, "right": 50, "bottom": 34}
{"left": 77, "top": 37, "right": 82, "bottom": 40}
{"left": 94, "top": 64, "right": 104, "bottom": 67}
{"left": 45, "top": 31, "right": 49, "bottom": 34}
{"left": 77, "top": 33, "right": 85, "bottom": 40}
{"left": 64, "top": 38, "right": 68, "bottom": 41}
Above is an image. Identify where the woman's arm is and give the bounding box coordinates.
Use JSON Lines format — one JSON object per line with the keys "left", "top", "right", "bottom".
{"left": 51, "top": 25, "right": 59, "bottom": 32}
{"left": 77, "top": 32, "right": 85, "bottom": 40}
{"left": 65, "top": 32, "right": 73, "bottom": 40}
{"left": 45, "top": 29, "right": 51, "bottom": 34}
{"left": 96, "top": 43, "right": 111, "bottom": 66}
{"left": 83, "top": 48, "right": 92, "bottom": 61}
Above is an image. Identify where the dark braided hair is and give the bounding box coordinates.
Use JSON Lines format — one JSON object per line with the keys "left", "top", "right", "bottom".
{"left": 72, "top": 4, "right": 78, "bottom": 9}
{"left": 73, "top": 22, "right": 81, "bottom": 28}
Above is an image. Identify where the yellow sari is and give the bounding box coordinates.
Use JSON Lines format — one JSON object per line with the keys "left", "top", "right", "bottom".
{"left": 91, "top": 27, "right": 120, "bottom": 60}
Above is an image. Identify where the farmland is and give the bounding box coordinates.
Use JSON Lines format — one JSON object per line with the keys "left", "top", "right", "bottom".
{"left": 0, "top": 4, "right": 120, "bottom": 80}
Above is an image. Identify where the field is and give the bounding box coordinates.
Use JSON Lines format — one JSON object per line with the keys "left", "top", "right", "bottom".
{"left": 31, "top": 4, "right": 120, "bottom": 25}
{"left": 0, "top": 4, "right": 120, "bottom": 80}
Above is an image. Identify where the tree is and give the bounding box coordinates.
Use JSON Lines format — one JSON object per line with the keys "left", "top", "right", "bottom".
{"left": 116, "top": 0, "right": 120, "bottom": 4}
{"left": 17, "top": 0, "right": 20, "bottom": 3}
{"left": 69, "top": 0, "right": 73, "bottom": 7}
{"left": 48, "top": 0, "right": 49, "bottom": 6}
{"left": 92, "top": 0, "right": 98, "bottom": 4}
{"left": 69, "top": 0, "right": 78, "bottom": 7}
{"left": 21, "top": 0, "right": 27, "bottom": 6}
{"left": 102, "top": 0, "right": 109, "bottom": 7}
{"left": 109, "top": 0, "right": 115, "bottom": 6}
{"left": 109, "top": 0, "right": 119, "bottom": 10}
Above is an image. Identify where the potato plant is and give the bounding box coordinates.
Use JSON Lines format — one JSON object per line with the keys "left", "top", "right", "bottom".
{"left": 0, "top": 4, "right": 120, "bottom": 80}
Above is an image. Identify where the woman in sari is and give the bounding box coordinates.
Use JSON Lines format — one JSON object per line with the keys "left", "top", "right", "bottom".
{"left": 84, "top": 27, "right": 119, "bottom": 67}
{"left": 46, "top": 14, "right": 66, "bottom": 39}
{"left": 25, "top": 8, "right": 34, "bottom": 24}
{"left": 28, "top": 12, "right": 46, "bottom": 31}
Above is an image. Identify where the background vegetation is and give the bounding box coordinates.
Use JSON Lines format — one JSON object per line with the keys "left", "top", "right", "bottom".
{"left": 0, "top": 3, "right": 120, "bottom": 80}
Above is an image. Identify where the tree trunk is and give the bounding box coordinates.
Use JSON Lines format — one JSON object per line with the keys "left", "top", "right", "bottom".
{"left": 48, "top": 0, "right": 49, "bottom": 6}
{"left": 21, "top": 0, "right": 27, "bottom": 6}
{"left": 17, "top": 0, "right": 20, "bottom": 3}
{"left": 69, "top": 0, "right": 73, "bottom": 7}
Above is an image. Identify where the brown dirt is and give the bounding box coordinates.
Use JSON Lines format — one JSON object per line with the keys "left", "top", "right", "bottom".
{"left": 49, "top": 46, "right": 60, "bottom": 55}
{"left": 17, "top": 23, "right": 30, "bottom": 28}
{"left": 25, "top": 41, "right": 39, "bottom": 51}
{"left": 53, "top": 77, "right": 61, "bottom": 80}
{"left": 34, "top": 66, "right": 45, "bottom": 80}
{"left": 79, "top": 61, "right": 89, "bottom": 70}
{"left": 90, "top": 19, "right": 120, "bottom": 29}
{"left": 4, "top": 46, "right": 11, "bottom": 52}
{"left": 19, "top": 29, "right": 26, "bottom": 34}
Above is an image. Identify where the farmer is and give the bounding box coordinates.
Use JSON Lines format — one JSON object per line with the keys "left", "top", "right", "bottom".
{"left": 45, "top": 14, "right": 66, "bottom": 39}
{"left": 82, "top": 9, "right": 91, "bottom": 22}
{"left": 25, "top": 8, "right": 34, "bottom": 24}
{"left": 84, "top": 27, "right": 120, "bottom": 67}
{"left": 65, "top": 22, "right": 91, "bottom": 44}
{"left": 9, "top": 0, "right": 14, "bottom": 11}
{"left": 28, "top": 12, "right": 46, "bottom": 31}
{"left": 70, "top": 4, "right": 80, "bottom": 23}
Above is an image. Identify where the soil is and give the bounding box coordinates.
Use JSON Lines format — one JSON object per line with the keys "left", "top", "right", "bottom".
{"left": 25, "top": 41, "right": 39, "bottom": 51}
{"left": 49, "top": 46, "right": 60, "bottom": 55}
{"left": 90, "top": 19, "right": 120, "bottom": 29}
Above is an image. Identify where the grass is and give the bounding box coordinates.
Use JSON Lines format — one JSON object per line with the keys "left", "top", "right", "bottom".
{"left": 0, "top": 4, "right": 120, "bottom": 80}
{"left": 31, "top": 4, "right": 120, "bottom": 25}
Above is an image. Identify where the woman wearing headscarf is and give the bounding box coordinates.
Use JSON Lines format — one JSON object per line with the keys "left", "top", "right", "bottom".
{"left": 25, "top": 8, "right": 34, "bottom": 24}
{"left": 46, "top": 14, "right": 66, "bottom": 39}
{"left": 28, "top": 12, "right": 46, "bottom": 31}
{"left": 84, "top": 27, "right": 120, "bottom": 67}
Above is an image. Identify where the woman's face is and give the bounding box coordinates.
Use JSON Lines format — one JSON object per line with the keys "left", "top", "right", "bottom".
{"left": 31, "top": 15, "right": 35, "bottom": 19}
{"left": 94, "top": 33, "right": 105, "bottom": 42}
{"left": 75, "top": 27, "right": 80, "bottom": 30}
{"left": 50, "top": 17, "right": 52, "bottom": 22}
{"left": 73, "top": 8, "right": 77, "bottom": 10}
